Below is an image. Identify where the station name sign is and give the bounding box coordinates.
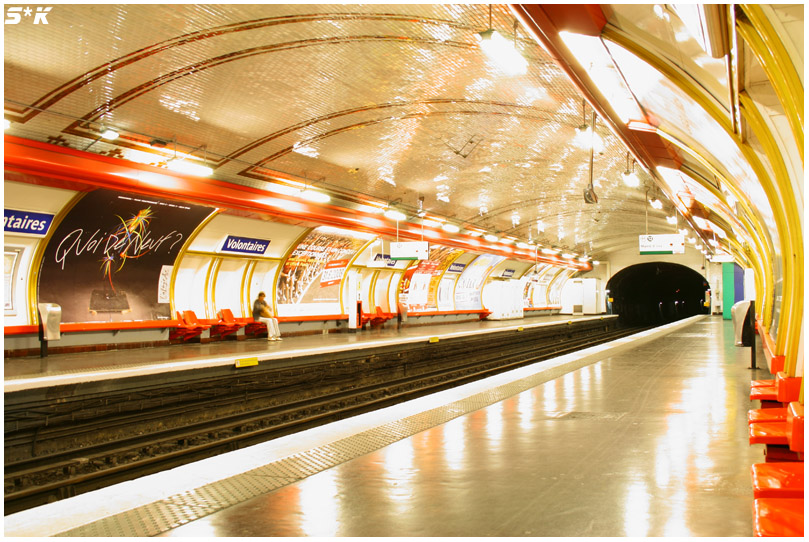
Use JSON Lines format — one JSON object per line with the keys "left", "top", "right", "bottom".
{"left": 639, "top": 234, "right": 684, "bottom": 255}
{"left": 220, "top": 235, "right": 270, "bottom": 256}
{"left": 368, "top": 253, "right": 398, "bottom": 268}
{"left": 4, "top": 209, "right": 55, "bottom": 236}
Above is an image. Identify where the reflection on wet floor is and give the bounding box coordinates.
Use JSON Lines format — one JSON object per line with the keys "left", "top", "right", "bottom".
{"left": 159, "top": 318, "right": 765, "bottom": 537}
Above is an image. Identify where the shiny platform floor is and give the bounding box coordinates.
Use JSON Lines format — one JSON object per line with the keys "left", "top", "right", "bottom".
{"left": 4, "top": 314, "right": 612, "bottom": 391}
{"left": 4, "top": 316, "right": 771, "bottom": 537}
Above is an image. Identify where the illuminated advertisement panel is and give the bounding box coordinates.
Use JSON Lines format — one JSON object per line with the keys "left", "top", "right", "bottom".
{"left": 454, "top": 254, "right": 505, "bottom": 310}
{"left": 38, "top": 189, "right": 213, "bottom": 323}
{"left": 399, "top": 245, "right": 463, "bottom": 312}
{"left": 277, "top": 227, "right": 369, "bottom": 314}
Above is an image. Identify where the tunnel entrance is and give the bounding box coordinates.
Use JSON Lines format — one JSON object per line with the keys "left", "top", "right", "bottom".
{"left": 607, "top": 262, "right": 710, "bottom": 326}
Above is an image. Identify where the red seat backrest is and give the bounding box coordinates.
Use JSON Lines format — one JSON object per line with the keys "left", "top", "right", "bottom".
{"left": 182, "top": 310, "right": 200, "bottom": 325}
{"left": 219, "top": 308, "right": 236, "bottom": 324}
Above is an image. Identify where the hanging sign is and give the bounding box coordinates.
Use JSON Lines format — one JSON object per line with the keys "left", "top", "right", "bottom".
{"left": 447, "top": 262, "right": 466, "bottom": 273}
{"left": 639, "top": 234, "right": 684, "bottom": 255}
{"left": 390, "top": 241, "right": 428, "bottom": 260}
{"left": 502, "top": 268, "right": 516, "bottom": 278}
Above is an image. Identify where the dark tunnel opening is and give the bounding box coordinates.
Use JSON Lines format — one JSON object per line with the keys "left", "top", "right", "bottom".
{"left": 606, "top": 262, "right": 710, "bottom": 326}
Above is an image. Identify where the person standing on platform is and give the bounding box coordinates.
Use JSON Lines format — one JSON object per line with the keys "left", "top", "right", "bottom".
{"left": 253, "top": 291, "right": 282, "bottom": 341}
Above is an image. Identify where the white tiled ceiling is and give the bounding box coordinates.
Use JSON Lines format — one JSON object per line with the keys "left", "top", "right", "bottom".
{"left": 4, "top": 4, "right": 674, "bottom": 258}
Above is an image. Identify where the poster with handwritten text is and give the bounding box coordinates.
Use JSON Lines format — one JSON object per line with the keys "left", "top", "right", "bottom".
{"left": 38, "top": 190, "right": 213, "bottom": 323}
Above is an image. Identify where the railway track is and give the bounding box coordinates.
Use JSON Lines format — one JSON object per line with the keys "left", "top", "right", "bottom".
{"left": 5, "top": 322, "right": 648, "bottom": 513}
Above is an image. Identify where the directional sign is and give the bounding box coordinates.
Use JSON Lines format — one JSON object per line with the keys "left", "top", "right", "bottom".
{"left": 639, "top": 234, "right": 684, "bottom": 255}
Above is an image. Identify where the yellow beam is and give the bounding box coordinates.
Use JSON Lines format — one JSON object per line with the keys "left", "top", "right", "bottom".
{"left": 603, "top": 27, "right": 796, "bottom": 360}
{"left": 654, "top": 128, "right": 775, "bottom": 327}
{"left": 738, "top": 5, "right": 804, "bottom": 164}
{"left": 739, "top": 91, "right": 804, "bottom": 374}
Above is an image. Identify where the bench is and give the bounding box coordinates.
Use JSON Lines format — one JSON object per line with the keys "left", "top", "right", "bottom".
{"left": 361, "top": 306, "right": 394, "bottom": 328}
{"left": 170, "top": 310, "right": 211, "bottom": 342}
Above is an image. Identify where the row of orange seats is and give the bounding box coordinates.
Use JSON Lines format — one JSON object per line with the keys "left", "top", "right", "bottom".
{"left": 748, "top": 372, "right": 803, "bottom": 537}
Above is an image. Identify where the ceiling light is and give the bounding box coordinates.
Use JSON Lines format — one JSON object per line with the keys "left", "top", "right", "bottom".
{"left": 166, "top": 158, "right": 213, "bottom": 177}
{"left": 500, "top": 238, "right": 515, "bottom": 245}
{"left": 422, "top": 218, "right": 443, "bottom": 228}
{"left": 679, "top": 228, "right": 688, "bottom": 236}
{"left": 562, "top": 253, "right": 576, "bottom": 259}
{"left": 384, "top": 209, "right": 406, "bottom": 222}
{"left": 578, "top": 256, "right": 590, "bottom": 262}
{"left": 516, "top": 242, "right": 531, "bottom": 250}
{"left": 100, "top": 128, "right": 119, "bottom": 140}
{"left": 653, "top": 4, "right": 670, "bottom": 21}
{"left": 541, "top": 247, "right": 559, "bottom": 255}
{"left": 592, "top": 260, "right": 600, "bottom": 266}
{"left": 649, "top": 198, "right": 663, "bottom": 210}
{"left": 4, "top": 119, "right": 11, "bottom": 130}
{"left": 441, "top": 223, "right": 460, "bottom": 234}
{"left": 622, "top": 171, "right": 640, "bottom": 187}
{"left": 476, "top": 29, "right": 528, "bottom": 76}
{"left": 558, "top": 33, "right": 645, "bottom": 124}
{"left": 573, "top": 124, "right": 604, "bottom": 153}
{"left": 300, "top": 189, "right": 330, "bottom": 203}
{"left": 467, "top": 230, "right": 483, "bottom": 237}
{"left": 484, "top": 234, "right": 498, "bottom": 242}
{"left": 666, "top": 216, "right": 677, "bottom": 225}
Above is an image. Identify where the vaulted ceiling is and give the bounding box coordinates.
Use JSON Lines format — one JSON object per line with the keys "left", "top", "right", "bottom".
{"left": 3, "top": 4, "right": 803, "bottom": 266}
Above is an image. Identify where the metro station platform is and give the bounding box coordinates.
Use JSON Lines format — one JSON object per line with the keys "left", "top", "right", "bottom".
{"left": 4, "top": 315, "right": 771, "bottom": 537}
{"left": 4, "top": 313, "right": 614, "bottom": 392}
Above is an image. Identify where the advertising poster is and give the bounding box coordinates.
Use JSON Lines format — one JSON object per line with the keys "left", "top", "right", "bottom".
{"left": 38, "top": 189, "right": 213, "bottom": 323}
{"left": 454, "top": 254, "right": 505, "bottom": 310}
{"left": 5, "top": 250, "right": 19, "bottom": 312}
{"left": 398, "top": 245, "right": 463, "bottom": 312}
{"left": 320, "top": 259, "right": 349, "bottom": 287}
{"left": 278, "top": 228, "right": 368, "bottom": 306}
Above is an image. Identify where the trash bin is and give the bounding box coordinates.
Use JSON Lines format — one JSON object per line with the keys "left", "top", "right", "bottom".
{"left": 732, "top": 300, "right": 756, "bottom": 346}
{"left": 38, "top": 303, "right": 62, "bottom": 341}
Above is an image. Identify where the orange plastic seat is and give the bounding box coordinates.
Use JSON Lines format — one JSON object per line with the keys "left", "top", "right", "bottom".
{"left": 752, "top": 498, "right": 804, "bottom": 537}
{"left": 776, "top": 372, "right": 802, "bottom": 403}
{"left": 751, "top": 463, "right": 804, "bottom": 498}
{"left": 750, "top": 385, "right": 778, "bottom": 402}
{"left": 211, "top": 308, "right": 244, "bottom": 338}
{"left": 170, "top": 310, "right": 210, "bottom": 341}
{"left": 786, "top": 402, "right": 803, "bottom": 452}
{"left": 749, "top": 407, "right": 788, "bottom": 424}
{"left": 749, "top": 422, "right": 789, "bottom": 445}
{"left": 218, "top": 308, "right": 238, "bottom": 325}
